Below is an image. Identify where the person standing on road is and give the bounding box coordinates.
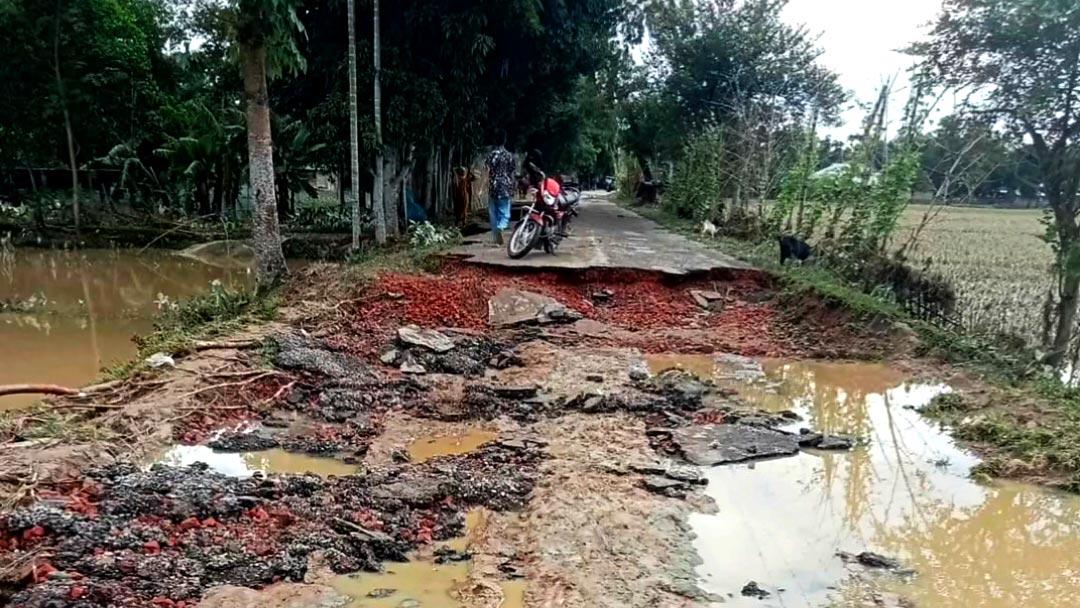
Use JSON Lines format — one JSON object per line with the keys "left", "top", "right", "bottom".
{"left": 485, "top": 133, "right": 515, "bottom": 245}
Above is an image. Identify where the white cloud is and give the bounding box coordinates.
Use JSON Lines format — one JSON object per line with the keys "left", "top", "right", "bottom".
{"left": 782, "top": 0, "right": 946, "bottom": 138}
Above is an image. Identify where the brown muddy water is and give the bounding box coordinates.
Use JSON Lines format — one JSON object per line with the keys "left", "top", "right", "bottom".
{"left": 408, "top": 430, "right": 500, "bottom": 463}
{"left": 0, "top": 248, "right": 253, "bottom": 409}
{"left": 654, "top": 356, "right": 1080, "bottom": 608}
{"left": 331, "top": 509, "right": 524, "bottom": 608}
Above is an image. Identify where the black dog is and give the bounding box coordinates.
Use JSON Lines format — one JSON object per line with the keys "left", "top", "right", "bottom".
{"left": 779, "top": 235, "right": 812, "bottom": 265}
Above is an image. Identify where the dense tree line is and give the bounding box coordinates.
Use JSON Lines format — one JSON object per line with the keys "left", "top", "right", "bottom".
{"left": 0, "top": 0, "right": 625, "bottom": 226}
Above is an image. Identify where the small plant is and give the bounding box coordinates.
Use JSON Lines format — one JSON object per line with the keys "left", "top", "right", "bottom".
{"left": 290, "top": 204, "right": 354, "bottom": 233}
{"left": 408, "top": 221, "right": 461, "bottom": 249}
{"left": 120, "top": 281, "right": 279, "bottom": 370}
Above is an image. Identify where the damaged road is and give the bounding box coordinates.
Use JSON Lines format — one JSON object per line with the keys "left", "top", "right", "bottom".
{"left": 0, "top": 259, "right": 912, "bottom": 608}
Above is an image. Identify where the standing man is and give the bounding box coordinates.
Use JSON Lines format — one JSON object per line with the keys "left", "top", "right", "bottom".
{"left": 485, "top": 132, "right": 515, "bottom": 245}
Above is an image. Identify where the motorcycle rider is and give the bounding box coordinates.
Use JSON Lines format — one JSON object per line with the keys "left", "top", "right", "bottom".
{"left": 525, "top": 153, "right": 575, "bottom": 237}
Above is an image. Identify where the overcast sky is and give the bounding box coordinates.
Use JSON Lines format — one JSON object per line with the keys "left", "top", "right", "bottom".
{"left": 781, "top": 0, "right": 946, "bottom": 138}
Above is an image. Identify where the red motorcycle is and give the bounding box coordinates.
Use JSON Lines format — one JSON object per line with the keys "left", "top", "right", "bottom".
{"left": 506, "top": 171, "right": 581, "bottom": 259}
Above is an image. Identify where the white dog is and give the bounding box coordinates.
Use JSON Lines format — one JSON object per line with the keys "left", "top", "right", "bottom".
{"left": 700, "top": 220, "right": 719, "bottom": 238}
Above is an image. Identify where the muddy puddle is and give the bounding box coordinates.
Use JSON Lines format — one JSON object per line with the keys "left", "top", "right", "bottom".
{"left": 157, "top": 445, "right": 359, "bottom": 477}
{"left": 0, "top": 248, "right": 252, "bottom": 409}
{"left": 332, "top": 509, "right": 524, "bottom": 608}
{"left": 408, "top": 430, "right": 499, "bottom": 463}
{"left": 648, "top": 356, "right": 1080, "bottom": 608}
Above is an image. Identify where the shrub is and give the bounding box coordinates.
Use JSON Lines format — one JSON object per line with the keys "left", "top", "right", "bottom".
{"left": 665, "top": 127, "right": 725, "bottom": 222}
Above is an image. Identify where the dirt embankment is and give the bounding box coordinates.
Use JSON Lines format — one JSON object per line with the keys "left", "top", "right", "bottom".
{"left": 0, "top": 260, "right": 909, "bottom": 608}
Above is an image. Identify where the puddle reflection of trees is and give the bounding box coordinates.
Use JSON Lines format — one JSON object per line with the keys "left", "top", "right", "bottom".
{"left": 757, "top": 362, "right": 1080, "bottom": 606}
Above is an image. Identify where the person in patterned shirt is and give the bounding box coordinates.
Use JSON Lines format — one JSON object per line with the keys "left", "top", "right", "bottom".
{"left": 485, "top": 132, "right": 516, "bottom": 245}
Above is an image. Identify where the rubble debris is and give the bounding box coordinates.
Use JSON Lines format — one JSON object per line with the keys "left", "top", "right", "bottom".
{"left": 641, "top": 476, "right": 690, "bottom": 499}
{"left": 399, "top": 360, "right": 427, "bottom": 375}
{"left": 487, "top": 289, "right": 580, "bottom": 328}
{"left": 689, "top": 290, "right": 725, "bottom": 312}
{"left": 272, "top": 332, "right": 374, "bottom": 382}
{"left": 741, "top": 581, "right": 770, "bottom": 599}
{"left": 591, "top": 289, "right": 615, "bottom": 304}
{"left": 488, "top": 350, "right": 524, "bottom": 370}
{"left": 208, "top": 432, "right": 280, "bottom": 452}
{"left": 667, "top": 424, "right": 800, "bottom": 466}
{"left": 396, "top": 325, "right": 456, "bottom": 353}
{"left": 838, "top": 551, "right": 906, "bottom": 571}
{"left": 392, "top": 335, "right": 511, "bottom": 376}
{"left": 798, "top": 429, "right": 856, "bottom": 451}
{"left": 0, "top": 443, "right": 540, "bottom": 608}
{"left": 433, "top": 546, "right": 472, "bottom": 564}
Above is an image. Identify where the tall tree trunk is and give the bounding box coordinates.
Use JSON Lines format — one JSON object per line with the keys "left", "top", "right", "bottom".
{"left": 426, "top": 146, "right": 436, "bottom": 214}
{"left": 212, "top": 171, "right": 224, "bottom": 217}
{"left": 1049, "top": 213, "right": 1080, "bottom": 368}
{"left": 53, "top": 0, "right": 79, "bottom": 235}
{"left": 347, "top": 0, "right": 362, "bottom": 250}
{"left": 383, "top": 151, "right": 400, "bottom": 237}
{"left": 196, "top": 179, "right": 211, "bottom": 216}
{"left": 371, "top": 0, "right": 387, "bottom": 244}
{"left": 241, "top": 42, "right": 287, "bottom": 288}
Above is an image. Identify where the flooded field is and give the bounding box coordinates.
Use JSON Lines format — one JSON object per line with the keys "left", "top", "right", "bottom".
{"left": 674, "top": 358, "right": 1080, "bottom": 608}
{"left": 0, "top": 248, "right": 252, "bottom": 408}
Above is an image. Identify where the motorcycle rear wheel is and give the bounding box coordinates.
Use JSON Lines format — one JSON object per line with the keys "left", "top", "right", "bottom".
{"left": 507, "top": 218, "right": 542, "bottom": 259}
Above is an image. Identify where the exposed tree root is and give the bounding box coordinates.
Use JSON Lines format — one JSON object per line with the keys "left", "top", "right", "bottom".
{"left": 0, "top": 385, "right": 81, "bottom": 398}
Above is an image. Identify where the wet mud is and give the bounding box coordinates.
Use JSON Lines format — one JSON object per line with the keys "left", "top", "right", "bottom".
{"left": 4, "top": 259, "right": 1055, "bottom": 608}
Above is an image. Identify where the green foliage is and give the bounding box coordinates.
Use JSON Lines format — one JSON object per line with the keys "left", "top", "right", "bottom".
{"left": 289, "top": 205, "right": 352, "bottom": 233}
{"left": 236, "top": 0, "right": 307, "bottom": 76}
{"left": 125, "top": 281, "right": 278, "bottom": 365}
{"left": 272, "top": 114, "right": 327, "bottom": 214}
{"left": 768, "top": 129, "right": 819, "bottom": 234}
{"left": 408, "top": 221, "right": 461, "bottom": 250}
{"left": 157, "top": 103, "right": 247, "bottom": 215}
{"left": 621, "top": 0, "right": 844, "bottom": 182}
{"left": 665, "top": 128, "right": 725, "bottom": 221}
{"left": 0, "top": 0, "right": 173, "bottom": 167}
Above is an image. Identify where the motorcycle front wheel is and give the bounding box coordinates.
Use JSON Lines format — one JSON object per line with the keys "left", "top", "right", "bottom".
{"left": 507, "top": 218, "right": 542, "bottom": 259}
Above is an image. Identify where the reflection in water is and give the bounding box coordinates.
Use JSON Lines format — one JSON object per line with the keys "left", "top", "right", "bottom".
{"left": 157, "top": 445, "right": 359, "bottom": 477}
{"left": 0, "top": 248, "right": 252, "bottom": 408}
{"left": 687, "top": 360, "right": 1080, "bottom": 608}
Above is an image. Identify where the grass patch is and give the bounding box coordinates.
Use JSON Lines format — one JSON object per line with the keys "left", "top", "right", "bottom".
{"left": 343, "top": 230, "right": 462, "bottom": 282}
{"left": 0, "top": 408, "right": 122, "bottom": 444}
{"left": 102, "top": 281, "right": 280, "bottom": 380}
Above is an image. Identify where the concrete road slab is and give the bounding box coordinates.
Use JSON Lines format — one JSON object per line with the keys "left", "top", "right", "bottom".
{"left": 452, "top": 192, "right": 753, "bottom": 274}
